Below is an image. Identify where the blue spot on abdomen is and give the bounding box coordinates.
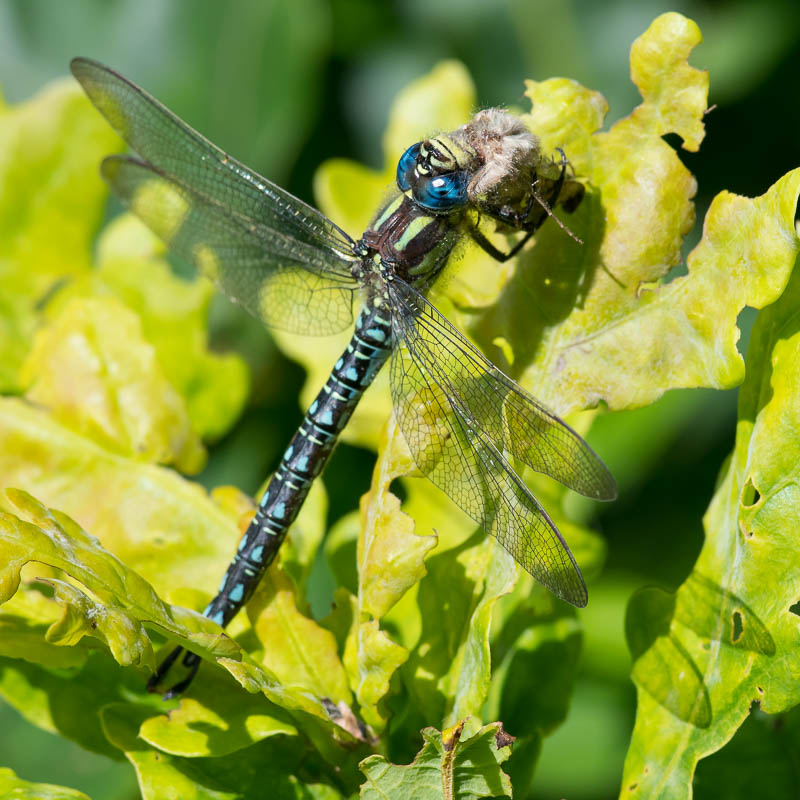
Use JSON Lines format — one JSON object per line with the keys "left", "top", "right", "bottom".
{"left": 365, "top": 327, "right": 387, "bottom": 343}
{"left": 229, "top": 583, "right": 245, "bottom": 603}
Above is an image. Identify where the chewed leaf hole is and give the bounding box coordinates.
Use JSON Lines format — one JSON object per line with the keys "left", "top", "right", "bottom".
{"left": 741, "top": 478, "right": 761, "bottom": 508}
{"left": 789, "top": 601, "right": 800, "bottom": 617}
{"left": 731, "top": 610, "right": 744, "bottom": 642}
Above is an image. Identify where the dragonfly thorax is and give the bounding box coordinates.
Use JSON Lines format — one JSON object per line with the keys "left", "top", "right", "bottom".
{"left": 357, "top": 192, "right": 459, "bottom": 289}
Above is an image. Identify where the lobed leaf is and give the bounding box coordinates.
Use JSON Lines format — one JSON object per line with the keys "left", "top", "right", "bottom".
{"left": 0, "top": 488, "right": 238, "bottom": 663}
{"left": 496, "top": 13, "right": 800, "bottom": 417}
{"left": 621, "top": 253, "right": 800, "bottom": 796}
{"left": 345, "top": 420, "right": 436, "bottom": 731}
{"left": 0, "top": 488, "right": 364, "bottom": 743}
{"left": 0, "top": 79, "right": 118, "bottom": 392}
{"left": 137, "top": 665, "right": 298, "bottom": 758}
{"left": 102, "top": 703, "right": 343, "bottom": 800}
{"left": 57, "top": 214, "right": 250, "bottom": 444}
{"left": 23, "top": 296, "right": 205, "bottom": 473}
{"left": 247, "top": 565, "right": 352, "bottom": 706}
{"left": 359, "top": 721, "right": 513, "bottom": 800}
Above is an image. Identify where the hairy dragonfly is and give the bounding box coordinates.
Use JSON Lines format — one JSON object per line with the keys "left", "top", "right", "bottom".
{"left": 71, "top": 58, "right": 616, "bottom": 696}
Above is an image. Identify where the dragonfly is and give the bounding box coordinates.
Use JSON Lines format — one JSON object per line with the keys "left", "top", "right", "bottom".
{"left": 71, "top": 58, "right": 617, "bottom": 697}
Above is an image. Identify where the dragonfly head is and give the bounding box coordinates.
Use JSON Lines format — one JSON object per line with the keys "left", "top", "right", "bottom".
{"left": 396, "top": 109, "right": 545, "bottom": 214}
{"left": 396, "top": 138, "right": 471, "bottom": 214}
{"left": 396, "top": 109, "right": 584, "bottom": 223}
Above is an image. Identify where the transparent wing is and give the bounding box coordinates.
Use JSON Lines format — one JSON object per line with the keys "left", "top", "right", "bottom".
{"left": 387, "top": 280, "right": 617, "bottom": 606}
{"left": 388, "top": 281, "right": 617, "bottom": 500}
{"left": 72, "top": 57, "right": 358, "bottom": 335}
{"left": 103, "top": 156, "right": 355, "bottom": 335}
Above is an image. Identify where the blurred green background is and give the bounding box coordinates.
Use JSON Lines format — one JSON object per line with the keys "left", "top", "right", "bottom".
{"left": 1, "top": 0, "right": 799, "bottom": 798}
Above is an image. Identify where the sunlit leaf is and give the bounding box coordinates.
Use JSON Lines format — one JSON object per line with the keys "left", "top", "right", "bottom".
{"left": 137, "top": 665, "right": 298, "bottom": 758}
{"left": 0, "top": 488, "right": 238, "bottom": 665}
{"left": 346, "top": 421, "right": 436, "bottom": 731}
{"left": 0, "top": 585, "right": 87, "bottom": 669}
{"left": 57, "top": 213, "right": 250, "bottom": 444}
{"left": 0, "top": 767, "right": 90, "bottom": 800}
{"left": 0, "top": 489, "right": 362, "bottom": 739}
{"left": 0, "top": 79, "right": 118, "bottom": 392}
{"left": 23, "top": 296, "right": 206, "bottom": 473}
{"left": 0, "top": 398, "right": 242, "bottom": 604}
{"left": 102, "top": 703, "right": 344, "bottom": 800}
{"left": 360, "top": 721, "right": 513, "bottom": 800}
{"left": 495, "top": 13, "right": 799, "bottom": 417}
{"left": 621, "top": 252, "right": 800, "bottom": 796}
{"left": 247, "top": 564, "right": 352, "bottom": 706}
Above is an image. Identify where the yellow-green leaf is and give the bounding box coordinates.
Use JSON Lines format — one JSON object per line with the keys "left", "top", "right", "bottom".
{"left": 347, "top": 421, "right": 437, "bottom": 731}
{"left": 23, "top": 296, "right": 205, "bottom": 473}
{"left": 0, "top": 78, "right": 118, "bottom": 392}
{"left": 621, "top": 254, "right": 800, "bottom": 797}
{"left": 0, "top": 397, "right": 240, "bottom": 604}
{"left": 137, "top": 665, "right": 298, "bottom": 758}
{"left": 102, "top": 703, "right": 343, "bottom": 800}
{"left": 60, "top": 213, "right": 250, "bottom": 443}
{"left": 247, "top": 565, "right": 352, "bottom": 705}
{"left": 360, "top": 721, "right": 513, "bottom": 800}
{"left": 0, "top": 767, "right": 90, "bottom": 800}
{"left": 0, "top": 488, "right": 235, "bottom": 662}
{"left": 0, "top": 488, "right": 363, "bottom": 737}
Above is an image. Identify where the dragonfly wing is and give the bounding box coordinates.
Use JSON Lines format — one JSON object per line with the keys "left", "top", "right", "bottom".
{"left": 71, "top": 58, "right": 360, "bottom": 334}
{"left": 387, "top": 280, "right": 616, "bottom": 500}
{"left": 388, "top": 293, "right": 587, "bottom": 606}
{"left": 104, "top": 156, "right": 355, "bottom": 335}
{"left": 71, "top": 58, "right": 356, "bottom": 263}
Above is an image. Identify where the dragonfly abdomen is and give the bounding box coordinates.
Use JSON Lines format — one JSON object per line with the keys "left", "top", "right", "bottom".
{"left": 203, "top": 303, "right": 392, "bottom": 627}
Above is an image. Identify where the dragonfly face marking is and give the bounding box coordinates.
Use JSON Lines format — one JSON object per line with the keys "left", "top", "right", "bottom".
{"left": 70, "top": 58, "right": 615, "bottom": 698}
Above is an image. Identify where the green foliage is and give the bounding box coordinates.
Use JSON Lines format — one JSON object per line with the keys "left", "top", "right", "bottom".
{"left": 621, "top": 253, "right": 800, "bottom": 797}
{"left": 0, "top": 10, "right": 799, "bottom": 800}
{"left": 359, "top": 721, "right": 513, "bottom": 800}
{"left": 0, "top": 767, "right": 90, "bottom": 800}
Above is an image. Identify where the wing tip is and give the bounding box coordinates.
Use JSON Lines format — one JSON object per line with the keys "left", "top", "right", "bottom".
{"left": 595, "top": 468, "right": 618, "bottom": 502}
{"left": 560, "top": 572, "right": 588, "bottom": 608}
{"left": 69, "top": 56, "right": 102, "bottom": 83}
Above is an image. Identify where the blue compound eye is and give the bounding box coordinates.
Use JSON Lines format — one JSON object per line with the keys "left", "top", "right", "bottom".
{"left": 396, "top": 142, "right": 421, "bottom": 191}
{"left": 413, "top": 171, "right": 468, "bottom": 211}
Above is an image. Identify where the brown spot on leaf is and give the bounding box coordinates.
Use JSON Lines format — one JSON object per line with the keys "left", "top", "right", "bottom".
{"left": 494, "top": 723, "right": 515, "bottom": 750}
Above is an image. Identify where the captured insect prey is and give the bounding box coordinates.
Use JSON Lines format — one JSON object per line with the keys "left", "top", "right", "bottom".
{"left": 71, "top": 57, "right": 617, "bottom": 698}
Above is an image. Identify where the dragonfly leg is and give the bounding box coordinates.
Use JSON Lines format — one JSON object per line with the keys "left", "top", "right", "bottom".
{"left": 469, "top": 149, "right": 579, "bottom": 260}
{"left": 147, "top": 645, "right": 201, "bottom": 699}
